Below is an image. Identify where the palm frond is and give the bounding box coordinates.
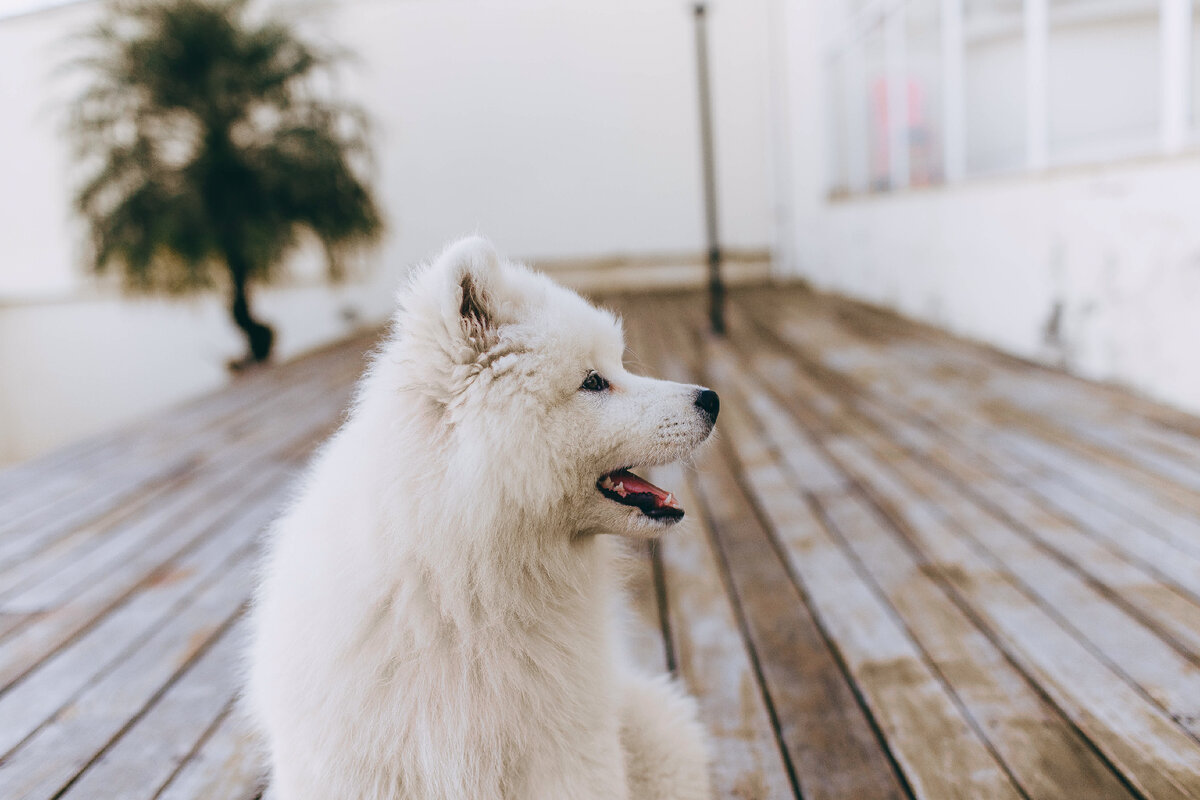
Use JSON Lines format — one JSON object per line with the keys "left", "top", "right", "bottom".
{"left": 68, "top": 0, "right": 383, "bottom": 301}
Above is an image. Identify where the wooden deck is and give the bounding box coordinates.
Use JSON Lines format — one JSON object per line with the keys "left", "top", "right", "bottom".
{"left": 4, "top": 286, "right": 1200, "bottom": 799}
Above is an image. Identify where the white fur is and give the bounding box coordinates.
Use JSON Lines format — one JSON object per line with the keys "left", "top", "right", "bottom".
{"left": 245, "top": 237, "right": 715, "bottom": 799}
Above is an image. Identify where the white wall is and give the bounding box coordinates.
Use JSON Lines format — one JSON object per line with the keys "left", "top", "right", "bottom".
{"left": 0, "top": 0, "right": 774, "bottom": 463}
{"left": 778, "top": 0, "right": 1200, "bottom": 414}
{"left": 798, "top": 159, "right": 1200, "bottom": 413}
{"left": 328, "top": 0, "right": 772, "bottom": 263}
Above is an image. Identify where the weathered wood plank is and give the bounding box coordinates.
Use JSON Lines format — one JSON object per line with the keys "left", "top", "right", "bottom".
{"left": 0, "top": 471, "right": 280, "bottom": 685}
{"left": 704, "top": 335, "right": 1136, "bottom": 799}
{"left": 736, "top": 298, "right": 1200, "bottom": 659}
{"left": 652, "top": 462, "right": 797, "bottom": 800}
{"left": 760, "top": 292, "right": 1200, "bottom": 574}
{"left": 786, "top": 287, "right": 1200, "bottom": 484}
{"left": 618, "top": 292, "right": 795, "bottom": 797}
{"left": 0, "top": 357, "right": 358, "bottom": 685}
{"left": 706, "top": 377, "right": 1024, "bottom": 800}
{"left": 615, "top": 304, "right": 678, "bottom": 678}
{"left": 0, "top": 457, "right": 202, "bottom": 573}
{"left": 0, "top": 373, "right": 348, "bottom": 613}
{"left": 686, "top": 426, "right": 908, "bottom": 800}
{"left": 621, "top": 539, "right": 670, "bottom": 676}
{"left": 154, "top": 705, "right": 264, "bottom": 800}
{"left": 12, "top": 287, "right": 1200, "bottom": 800}
{"left": 721, "top": 298, "right": 1200, "bottom": 798}
{"left": 57, "top": 620, "right": 247, "bottom": 800}
{"left": 0, "top": 336, "right": 368, "bottom": 567}
{"left": 0, "top": 551, "right": 254, "bottom": 799}
{"left": 634, "top": 299, "right": 909, "bottom": 800}
{"left": 813, "top": 444, "right": 1200, "bottom": 798}
{"left": 0, "top": 494, "right": 276, "bottom": 757}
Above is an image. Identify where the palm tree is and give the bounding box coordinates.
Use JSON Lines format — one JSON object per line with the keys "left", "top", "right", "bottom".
{"left": 69, "top": 0, "right": 383, "bottom": 366}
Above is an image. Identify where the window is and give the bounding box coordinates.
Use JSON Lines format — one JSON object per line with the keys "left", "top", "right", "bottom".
{"left": 825, "top": 0, "right": 1196, "bottom": 195}
{"left": 964, "top": 0, "right": 1026, "bottom": 173}
{"left": 1048, "top": 0, "right": 1160, "bottom": 162}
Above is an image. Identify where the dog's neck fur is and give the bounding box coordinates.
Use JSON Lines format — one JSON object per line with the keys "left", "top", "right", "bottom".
{"left": 410, "top": 504, "right": 611, "bottom": 633}
{"left": 347, "top": 372, "right": 615, "bottom": 641}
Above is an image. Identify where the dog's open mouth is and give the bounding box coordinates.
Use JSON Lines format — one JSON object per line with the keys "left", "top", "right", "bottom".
{"left": 597, "top": 468, "right": 684, "bottom": 521}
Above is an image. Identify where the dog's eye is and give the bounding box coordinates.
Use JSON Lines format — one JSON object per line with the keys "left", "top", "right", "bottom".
{"left": 580, "top": 370, "right": 609, "bottom": 392}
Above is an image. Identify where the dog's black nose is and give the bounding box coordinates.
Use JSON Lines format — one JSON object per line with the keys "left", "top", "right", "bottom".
{"left": 695, "top": 389, "right": 719, "bottom": 424}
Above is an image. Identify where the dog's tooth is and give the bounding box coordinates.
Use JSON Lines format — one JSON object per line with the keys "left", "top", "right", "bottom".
{"left": 614, "top": 482, "right": 626, "bottom": 496}
{"left": 665, "top": 493, "right": 676, "bottom": 507}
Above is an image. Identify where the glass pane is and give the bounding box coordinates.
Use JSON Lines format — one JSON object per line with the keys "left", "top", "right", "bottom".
{"left": 826, "top": 53, "right": 850, "bottom": 196}
{"left": 907, "top": 0, "right": 944, "bottom": 185}
{"left": 863, "top": 21, "right": 890, "bottom": 189}
{"left": 1048, "top": 0, "right": 1159, "bottom": 162}
{"left": 964, "top": 0, "right": 1026, "bottom": 173}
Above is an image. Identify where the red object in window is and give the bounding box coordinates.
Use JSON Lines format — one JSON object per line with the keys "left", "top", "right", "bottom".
{"left": 870, "top": 76, "right": 935, "bottom": 187}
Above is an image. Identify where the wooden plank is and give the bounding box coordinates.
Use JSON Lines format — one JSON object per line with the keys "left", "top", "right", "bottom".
{"left": 739, "top": 298, "right": 1200, "bottom": 663}
{"left": 768, "top": 292, "right": 1200, "bottom": 547}
{"left": 704, "top": 339, "right": 1135, "bottom": 799}
{"left": 618, "top": 293, "right": 796, "bottom": 798}
{"left": 0, "top": 495, "right": 276, "bottom": 758}
{"left": 740, "top": 298, "right": 1200, "bottom": 700}
{"left": 0, "top": 358, "right": 356, "bottom": 663}
{"left": 784, "top": 287, "right": 1195, "bottom": 463}
{"left": 652, "top": 462, "right": 797, "bottom": 800}
{"left": 0, "top": 335, "right": 367, "bottom": 564}
{"left": 880, "top": 312, "right": 1200, "bottom": 493}
{"left": 817, "top": 491, "right": 1137, "bottom": 800}
{"left": 2, "top": 459, "right": 264, "bottom": 608}
{"left": 59, "top": 620, "right": 247, "bottom": 800}
{"left": 154, "top": 705, "right": 264, "bottom": 800}
{"left": 998, "top": 429, "right": 1200, "bottom": 557}
{"left": 633, "top": 299, "right": 909, "bottom": 800}
{"left": 825, "top": 436, "right": 1200, "bottom": 798}
{"left": 704, "top": 371, "right": 1024, "bottom": 800}
{"left": 0, "top": 335, "right": 370, "bottom": 800}
{"left": 873, "top": 416, "right": 1200, "bottom": 660}
{"left": 0, "top": 472, "right": 282, "bottom": 691}
{"left": 852, "top": 435, "right": 1200, "bottom": 736}
{"left": 621, "top": 539, "right": 669, "bottom": 675}
{"left": 0, "top": 378, "right": 347, "bottom": 613}
{"left": 718, "top": 298, "right": 1200, "bottom": 798}
{"left": 0, "top": 549, "right": 255, "bottom": 799}
{"left": 0, "top": 457, "right": 201, "bottom": 573}
{"left": 615, "top": 297, "right": 677, "bottom": 678}
{"left": 687, "top": 441, "right": 908, "bottom": 800}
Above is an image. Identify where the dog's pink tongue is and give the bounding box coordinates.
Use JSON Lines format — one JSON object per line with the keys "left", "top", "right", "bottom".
{"left": 606, "top": 469, "right": 681, "bottom": 509}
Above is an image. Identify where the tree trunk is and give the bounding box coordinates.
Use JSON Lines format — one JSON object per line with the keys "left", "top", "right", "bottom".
{"left": 228, "top": 255, "right": 275, "bottom": 365}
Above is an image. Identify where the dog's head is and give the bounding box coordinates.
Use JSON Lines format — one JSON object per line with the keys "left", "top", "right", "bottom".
{"left": 388, "top": 236, "right": 718, "bottom": 538}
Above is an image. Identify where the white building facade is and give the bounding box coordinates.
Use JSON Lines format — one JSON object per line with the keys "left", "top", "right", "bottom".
{"left": 776, "top": 0, "right": 1200, "bottom": 414}
{"left": 5, "top": 0, "right": 1200, "bottom": 463}
{"left": 0, "top": 0, "right": 775, "bottom": 463}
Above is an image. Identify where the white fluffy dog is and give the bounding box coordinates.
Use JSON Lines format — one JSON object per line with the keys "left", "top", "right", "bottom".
{"left": 246, "top": 237, "right": 717, "bottom": 799}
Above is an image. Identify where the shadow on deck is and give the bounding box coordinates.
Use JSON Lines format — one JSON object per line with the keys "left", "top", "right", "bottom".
{"left": 4, "top": 285, "right": 1200, "bottom": 799}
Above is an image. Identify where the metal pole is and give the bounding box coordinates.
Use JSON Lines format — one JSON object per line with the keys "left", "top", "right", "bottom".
{"left": 693, "top": 2, "right": 725, "bottom": 335}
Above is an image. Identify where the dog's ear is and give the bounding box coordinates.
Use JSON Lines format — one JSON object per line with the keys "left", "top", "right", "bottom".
{"left": 395, "top": 236, "right": 512, "bottom": 363}
{"left": 439, "top": 236, "right": 504, "bottom": 351}
{"left": 457, "top": 269, "right": 496, "bottom": 348}
{"left": 459, "top": 273, "right": 490, "bottom": 332}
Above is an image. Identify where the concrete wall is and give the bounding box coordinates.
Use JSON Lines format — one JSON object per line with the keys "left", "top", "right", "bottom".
{"left": 0, "top": 0, "right": 775, "bottom": 463}
{"left": 777, "top": 0, "right": 1200, "bottom": 415}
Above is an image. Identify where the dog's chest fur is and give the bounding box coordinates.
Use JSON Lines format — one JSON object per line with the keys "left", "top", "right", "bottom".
{"left": 253, "top": 477, "right": 626, "bottom": 796}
